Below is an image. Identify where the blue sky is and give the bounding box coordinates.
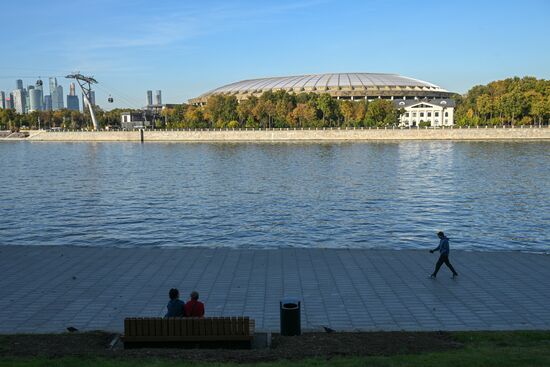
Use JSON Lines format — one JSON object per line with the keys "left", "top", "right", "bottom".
{"left": 1, "top": 0, "right": 549, "bottom": 109}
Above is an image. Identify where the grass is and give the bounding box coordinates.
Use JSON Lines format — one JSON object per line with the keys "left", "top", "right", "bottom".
{"left": 1, "top": 331, "right": 549, "bottom": 367}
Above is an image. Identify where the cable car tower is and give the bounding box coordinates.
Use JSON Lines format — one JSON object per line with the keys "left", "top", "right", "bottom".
{"left": 66, "top": 73, "right": 99, "bottom": 130}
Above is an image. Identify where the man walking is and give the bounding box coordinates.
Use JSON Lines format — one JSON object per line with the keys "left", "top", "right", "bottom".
{"left": 430, "top": 231, "right": 458, "bottom": 279}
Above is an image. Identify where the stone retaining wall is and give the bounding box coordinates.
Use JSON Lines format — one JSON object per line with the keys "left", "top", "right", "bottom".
{"left": 10, "top": 126, "right": 550, "bottom": 142}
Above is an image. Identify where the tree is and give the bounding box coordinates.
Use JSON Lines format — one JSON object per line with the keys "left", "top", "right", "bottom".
{"left": 476, "top": 94, "right": 493, "bottom": 123}
{"left": 365, "top": 99, "right": 398, "bottom": 126}
{"left": 290, "top": 103, "right": 317, "bottom": 128}
{"left": 316, "top": 93, "right": 338, "bottom": 126}
{"left": 237, "top": 97, "right": 257, "bottom": 126}
{"left": 531, "top": 95, "right": 550, "bottom": 125}
{"left": 501, "top": 92, "right": 526, "bottom": 125}
{"left": 340, "top": 101, "right": 354, "bottom": 126}
{"left": 184, "top": 105, "right": 205, "bottom": 128}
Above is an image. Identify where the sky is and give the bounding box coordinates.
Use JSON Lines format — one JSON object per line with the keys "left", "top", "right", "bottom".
{"left": 0, "top": 0, "right": 549, "bottom": 110}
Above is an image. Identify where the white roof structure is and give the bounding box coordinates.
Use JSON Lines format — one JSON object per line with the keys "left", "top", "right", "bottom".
{"left": 190, "top": 73, "right": 451, "bottom": 104}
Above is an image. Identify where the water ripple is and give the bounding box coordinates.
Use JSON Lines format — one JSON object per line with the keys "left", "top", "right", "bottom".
{"left": 0, "top": 141, "right": 548, "bottom": 252}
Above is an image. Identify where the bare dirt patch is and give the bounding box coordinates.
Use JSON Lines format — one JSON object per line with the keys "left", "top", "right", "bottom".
{"left": 0, "top": 331, "right": 462, "bottom": 363}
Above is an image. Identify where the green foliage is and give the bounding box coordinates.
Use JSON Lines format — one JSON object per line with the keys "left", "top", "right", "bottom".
{"left": 0, "top": 107, "right": 145, "bottom": 130}
{"left": 418, "top": 120, "right": 431, "bottom": 128}
{"left": 455, "top": 76, "right": 550, "bottom": 126}
{"left": 365, "top": 99, "right": 399, "bottom": 127}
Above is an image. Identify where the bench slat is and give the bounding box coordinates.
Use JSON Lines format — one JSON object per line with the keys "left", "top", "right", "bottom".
{"left": 195, "top": 319, "right": 199, "bottom": 335}
{"left": 212, "top": 317, "right": 219, "bottom": 336}
{"left": 185, "top": 318, "right": 191, "bottom": 336}
{"left": 123, "top": 317, "right": 255, "bottom": 340}
{"left": 129, "top": 318, "right": 136, "bottom": 337}
{"left": 206, "top": 317, "right": 213, "bottom": 336}
{"left": 155, "top": 318, "right": 162, "bottom": 336}
{"left": 224, "top": 317, "right": 231, "bottom": 336}
{"left": 142, "top": 318, "right": 149, "bottom": 336}
{"left": 124, "top": 319, "right": 130, "bottom": 337}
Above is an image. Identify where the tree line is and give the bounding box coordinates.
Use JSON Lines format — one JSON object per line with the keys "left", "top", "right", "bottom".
{"left": 161, "top": 91, "right": 401, "bottom": 129}
{"left": 454, "top": 76, "right": 550, "bottom": 126}
{"left": 1, "top": 76, "right": 549, "bottom": 131}
{"left": 0, "top": 108, "right": 132, "bottom": 131}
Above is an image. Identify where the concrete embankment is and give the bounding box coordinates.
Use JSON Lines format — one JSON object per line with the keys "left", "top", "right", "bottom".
{"left": 2, "top": 126, "right": 549, "bottom": 142}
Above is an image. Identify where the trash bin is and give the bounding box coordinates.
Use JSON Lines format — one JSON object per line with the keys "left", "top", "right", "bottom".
{"left": 280, "top": 297, "right": 301, "bottom": 336}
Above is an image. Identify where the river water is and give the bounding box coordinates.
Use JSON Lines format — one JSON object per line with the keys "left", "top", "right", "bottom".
{"left": 0, "top": 141, "right": 548, "bottom": 252}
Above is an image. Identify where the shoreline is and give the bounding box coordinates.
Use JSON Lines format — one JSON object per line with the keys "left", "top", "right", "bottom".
{"left": 1, "top": 126, "right": 549, "bottom": 142}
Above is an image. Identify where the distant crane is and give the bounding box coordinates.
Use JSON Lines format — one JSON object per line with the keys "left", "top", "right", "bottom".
{"left": 66, "top": 73, "right": 99, "bottom": 130}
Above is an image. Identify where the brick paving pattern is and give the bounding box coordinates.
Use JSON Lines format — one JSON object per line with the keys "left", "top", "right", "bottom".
{"left": 0, "top": 246, "right": 548, "bottom": 333}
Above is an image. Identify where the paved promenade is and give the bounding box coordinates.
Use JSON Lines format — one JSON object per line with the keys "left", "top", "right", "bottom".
{"left": 0, "top": 246, "right": 548, "bottom": 334}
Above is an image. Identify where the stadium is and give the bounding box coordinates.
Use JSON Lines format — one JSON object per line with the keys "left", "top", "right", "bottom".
{"left": 189, "top": 72, "right": 453, "bottom": 105}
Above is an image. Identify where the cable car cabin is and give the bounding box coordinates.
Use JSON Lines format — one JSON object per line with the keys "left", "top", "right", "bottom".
{"left": 108, "top": 96, "right": 114, "bottom": 103}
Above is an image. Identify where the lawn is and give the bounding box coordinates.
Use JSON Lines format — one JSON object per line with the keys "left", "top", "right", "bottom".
{"left": 1, "top": 331, "right": 549, "bottom": 367}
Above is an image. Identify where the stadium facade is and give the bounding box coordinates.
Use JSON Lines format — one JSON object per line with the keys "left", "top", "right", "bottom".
{"left": 189, "top": 73, "right": 456, "bottom": 126}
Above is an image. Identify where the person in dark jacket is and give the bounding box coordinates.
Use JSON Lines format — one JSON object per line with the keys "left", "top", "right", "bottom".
{"left": 184, "top": 291, "right": 205, "bottom": 317}
{"left": 430, "top": 231, "right": 458, "bottom": 279}
{"left": 165, "top": 288, "right": 185, "bottom": 317}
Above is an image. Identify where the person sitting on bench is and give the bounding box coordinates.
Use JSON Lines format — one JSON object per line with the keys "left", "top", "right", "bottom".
{"left": 165, "top": 288, "right": 185, "bottom": 317}
{"left": 184, "top": 290, "right": 205, "bottom": 317}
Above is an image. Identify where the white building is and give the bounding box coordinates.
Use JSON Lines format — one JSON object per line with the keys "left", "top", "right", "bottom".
{"left": 394, "top": 99, "right": 455, "bottom": 127}
{"left": 120, "top": 112, "right": 151, "bottom": 129}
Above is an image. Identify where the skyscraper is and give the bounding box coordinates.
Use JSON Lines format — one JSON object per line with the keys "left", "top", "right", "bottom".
{"left": 5, "top": 93, "right": 14, "bottom": 110}
{"left": 56, "top": 85, "right": 64, "bottom": 109}
{"left": 13, "top": 79, "right": 27, "bottom": 114}
{"left": 44, "top": 95, "right": 52, "bottom": 111}
{"left": 26, "top": 86, "right": 33, "bottom": 113}
{"left": 34, "top": 79, "right": 44, "bottom": 110}
{"left": 67, "top": 82, "right": 79, "bottom": 111}
{"left": 67, "top": 95, "right": 79, "bottom": 111}
{"left": 147, "top": 90, "right": 153, "bottom": 106}
{"left": 12, "top": 89, "right": 26, "bottom": 114}
{"left": 49, "top": 77, "right": 64, "bottom": 110}
{"left": 29, "top": 88, "right": 43, "bottom": 112}
{"left": 0, "top": 91, "right": 6, "bottom": 109}
{"left": 155, "top": 90, "right": 162, "bottom": 105}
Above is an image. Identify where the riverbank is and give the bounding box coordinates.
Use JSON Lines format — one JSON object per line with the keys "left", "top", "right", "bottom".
{"left": 1, "top": 126, "right": 549, "bottom": 142}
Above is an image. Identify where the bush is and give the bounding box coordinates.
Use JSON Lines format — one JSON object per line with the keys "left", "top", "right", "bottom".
{"left": 418, "top": 120, "right": 431, "bottom": 128}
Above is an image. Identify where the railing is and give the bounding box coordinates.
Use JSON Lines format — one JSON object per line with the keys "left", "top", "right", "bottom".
{"left": 42, "top": 124, "right": 550, "bottom": 133}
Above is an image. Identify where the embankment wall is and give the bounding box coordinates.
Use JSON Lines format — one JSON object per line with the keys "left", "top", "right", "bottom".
{"left": 5, "top": 126, "right": 550, "bottom": 142}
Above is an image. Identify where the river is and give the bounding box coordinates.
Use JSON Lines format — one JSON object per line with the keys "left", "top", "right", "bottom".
{"left": 0, "top": 141, "right": 548, "bottom": 252}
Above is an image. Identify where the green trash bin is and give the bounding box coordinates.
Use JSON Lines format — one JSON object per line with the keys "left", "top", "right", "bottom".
{"left": 280, "top": 298, "right": 301, "bottom": 336}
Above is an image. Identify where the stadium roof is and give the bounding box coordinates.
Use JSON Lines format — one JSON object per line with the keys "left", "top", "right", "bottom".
{"left": 190, "top": 73, "right": 451, "bottom": 104}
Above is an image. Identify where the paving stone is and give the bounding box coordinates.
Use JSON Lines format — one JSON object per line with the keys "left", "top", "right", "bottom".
{"left": 0, "top": 246, "right": 549, "bottom": 333}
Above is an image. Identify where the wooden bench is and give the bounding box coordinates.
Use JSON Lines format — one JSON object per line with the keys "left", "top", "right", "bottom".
{"left": 121, "top": 317, "right": 255, "bottom": 349}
